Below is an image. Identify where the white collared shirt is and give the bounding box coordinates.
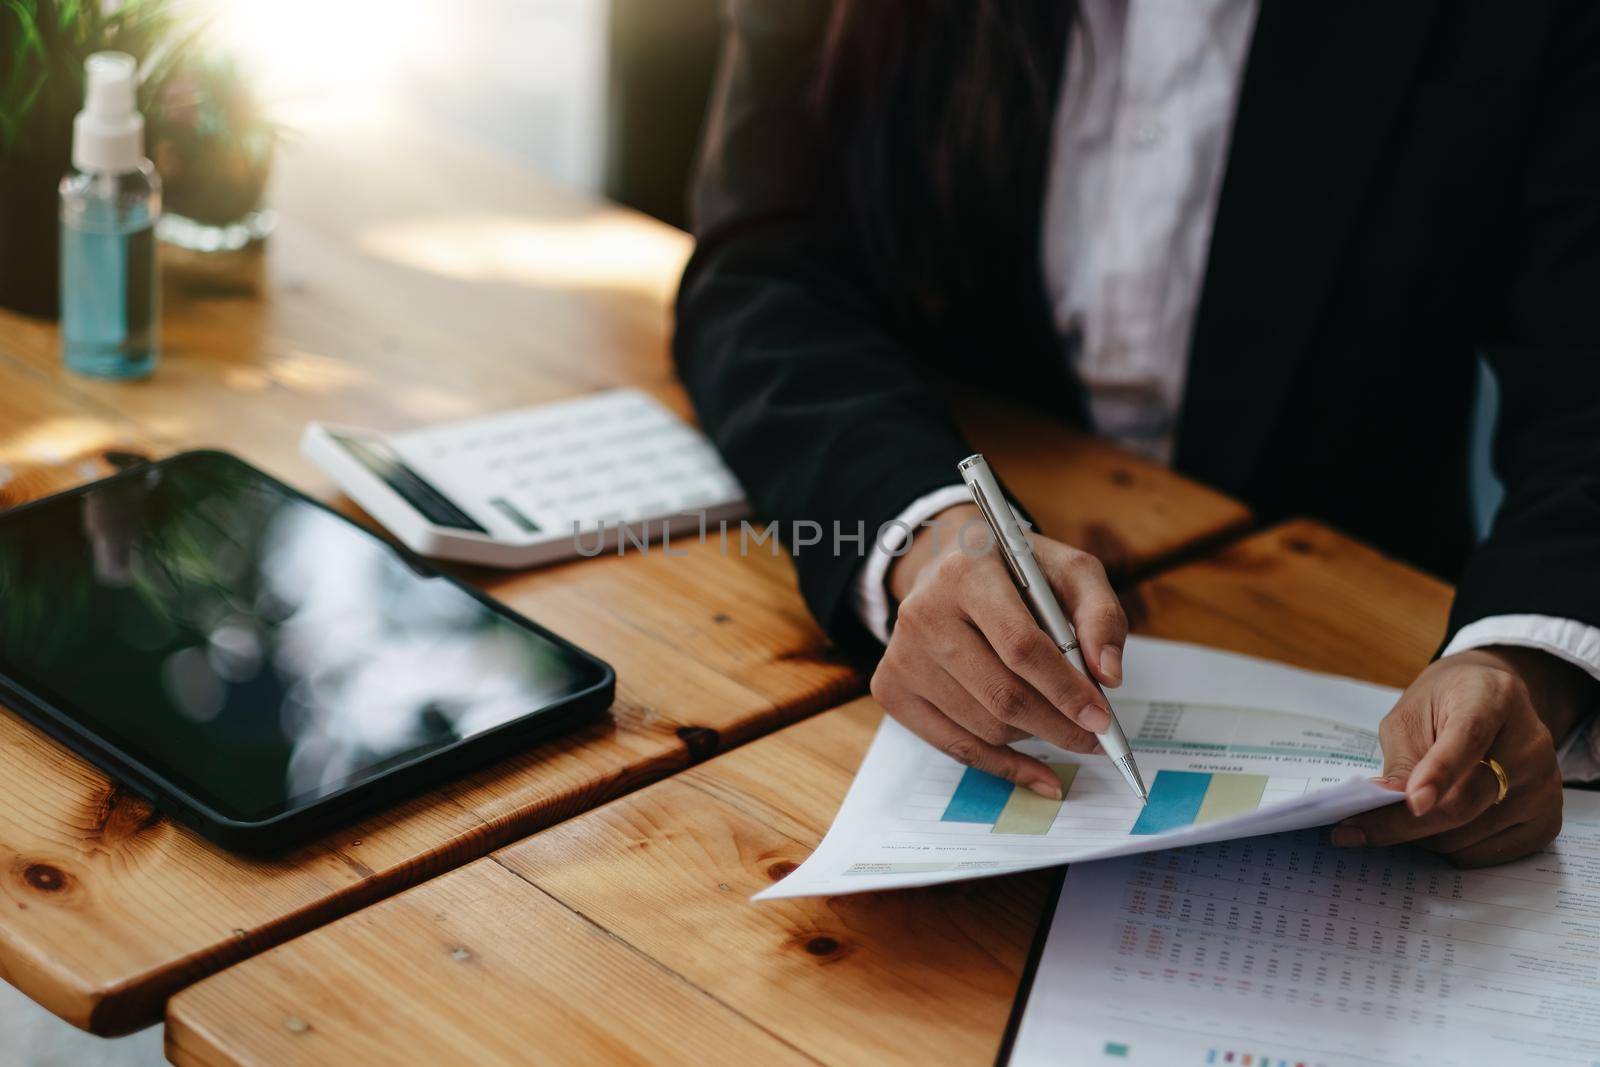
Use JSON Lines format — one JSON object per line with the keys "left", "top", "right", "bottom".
{"left": 852, "top": 0, "right": 1600, "bottom": 778}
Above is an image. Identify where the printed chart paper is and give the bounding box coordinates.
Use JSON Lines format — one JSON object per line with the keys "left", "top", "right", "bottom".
{"left": 757, "top": 637, "right": 1404, "bottom": 900}
{"left": 1006, "top": 789, "right": 1600, "bottom": 1067}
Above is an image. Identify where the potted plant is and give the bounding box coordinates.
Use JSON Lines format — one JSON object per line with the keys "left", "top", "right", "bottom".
{"left": 153, "top": 56, "right": 275, "bottom": 229}
{"left": 0, "top": 0, "right": 194, "bottom": 318}
{"left": 140, "top": 55, "right": 281, "bottom": 298}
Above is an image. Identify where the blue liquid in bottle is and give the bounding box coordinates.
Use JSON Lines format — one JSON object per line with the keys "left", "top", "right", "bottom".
{"left": 60, "top": 164, "right": 160, "bottom": 379}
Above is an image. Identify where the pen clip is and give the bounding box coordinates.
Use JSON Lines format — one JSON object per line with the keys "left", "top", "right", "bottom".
{"left": 966, "top": 480, "right": 1029, "bottom": 590}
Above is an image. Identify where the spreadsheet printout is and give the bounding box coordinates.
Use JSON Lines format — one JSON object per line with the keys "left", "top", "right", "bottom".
{"left": 757, "top": 637, "right": 1405, "bottom": 900}
{"left": 1007, "top": 788, "right": 1600, "bottom": 1067}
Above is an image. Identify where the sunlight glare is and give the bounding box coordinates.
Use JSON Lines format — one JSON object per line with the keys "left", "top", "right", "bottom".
{"left": 355, "top": 213, "right": 693, "bottom": 296}
{"left": 204, "top": 0, "right": 441, "bottom": 122}
{"left": 0, "top": 418, "right": 122, "bottom": 465}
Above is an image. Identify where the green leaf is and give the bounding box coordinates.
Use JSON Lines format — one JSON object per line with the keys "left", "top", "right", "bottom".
{"left": 3, "top": 0, "right": 46, "bottom": 60}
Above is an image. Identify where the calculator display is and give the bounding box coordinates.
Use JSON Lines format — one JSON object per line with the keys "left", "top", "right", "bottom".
{"left": 329, "top": 431, "right": 488, "bottom": 533}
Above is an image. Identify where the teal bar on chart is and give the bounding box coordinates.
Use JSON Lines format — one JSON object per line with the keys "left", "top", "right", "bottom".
{"left": 1130, "top": 770, "right": 1212, "bottom": 835}
{"left": 941, "top": 767, "right": 1012, "bottom": 824}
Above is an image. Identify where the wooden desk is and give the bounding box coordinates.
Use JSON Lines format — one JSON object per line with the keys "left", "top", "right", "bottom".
{"left": 0, "top": 120, "right": 1248, "bottom": 1035}
{"left": 165, "top": 520, "right": 1452, "bottom": 1066}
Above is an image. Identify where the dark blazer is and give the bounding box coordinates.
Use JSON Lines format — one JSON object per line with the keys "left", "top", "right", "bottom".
{"left": 674, "top": 0, "right": 1600, "bottom": 664}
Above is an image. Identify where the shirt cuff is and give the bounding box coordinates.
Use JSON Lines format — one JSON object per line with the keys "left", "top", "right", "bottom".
{"left": 1440, "top": 613, "right": 1600, "bottom": 784}
{"left": 851, "top": 484, "right": 974, "bottom": 646}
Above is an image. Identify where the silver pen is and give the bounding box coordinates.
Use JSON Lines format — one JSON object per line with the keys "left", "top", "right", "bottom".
{"left": 957, "top": 453, "right": 1149, "bottom": 803}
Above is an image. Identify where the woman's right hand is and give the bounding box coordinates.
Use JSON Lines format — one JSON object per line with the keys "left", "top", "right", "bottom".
{"left": 869, "top": 504, "right": 1129, "bottom": 798}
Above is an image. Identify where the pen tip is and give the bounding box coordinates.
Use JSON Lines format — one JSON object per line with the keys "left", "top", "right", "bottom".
{"left": 1116, "top": 756, "right": 1149, "bottom": 803}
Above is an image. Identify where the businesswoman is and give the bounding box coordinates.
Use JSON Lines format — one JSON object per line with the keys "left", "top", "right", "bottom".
{"left": 674, "top": 0, "right": 1600, "bottom": 865}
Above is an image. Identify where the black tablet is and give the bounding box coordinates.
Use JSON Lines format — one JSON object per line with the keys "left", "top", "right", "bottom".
{"left": 0, "top": 451, "right": 614, "bottom": 851}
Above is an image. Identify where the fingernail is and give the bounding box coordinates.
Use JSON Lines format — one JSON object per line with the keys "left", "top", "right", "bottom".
{"left": 1332, "top": 826, "right": 1366, "bottom": 848}
{"left": 1100, "top": 646, "right": 1123, "bottom": 687}
{"left": 1079, "top": 705, "right": 1112, "bottom": 732}
{"left": 1408, "top": 784, "right": 1438, "bottom": 816}
{"left": 1371, "top": 775, "right": 1407, "bottom": 791}
{"left": 1028, "top": 779, "right": 1063, "bottom": 800}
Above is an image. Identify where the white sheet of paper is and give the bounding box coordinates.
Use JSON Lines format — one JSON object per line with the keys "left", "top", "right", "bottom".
{"left": 1006, "top": 789, "right": 1600, "bottom": 1067}
{"left": 756, "top": 637, "right": 1404, "bottom": 901}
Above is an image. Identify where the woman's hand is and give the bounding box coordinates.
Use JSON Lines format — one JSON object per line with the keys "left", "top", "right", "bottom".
{"left": 869, "top": 504, "right": 1127, "bottom": 799}
{"left": 1334, "top": 647, "right": 1587, "bottom": 866}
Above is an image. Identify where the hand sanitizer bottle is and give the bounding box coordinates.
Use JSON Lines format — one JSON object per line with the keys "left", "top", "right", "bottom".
{"left": 60, "top": 52, "right": 160, "bottom": 379}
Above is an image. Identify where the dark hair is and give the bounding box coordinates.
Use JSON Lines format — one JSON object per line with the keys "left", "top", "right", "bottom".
{"left": 813, "top": 1, "right": 1075, "bottom": 320}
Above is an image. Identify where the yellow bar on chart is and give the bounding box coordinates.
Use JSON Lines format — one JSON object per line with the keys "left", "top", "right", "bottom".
{"left": 992, "top": 764, "right": 1080, "bottom": 835}
{"left": 1193, "top": 773, "right": 1268, "bottom": 825}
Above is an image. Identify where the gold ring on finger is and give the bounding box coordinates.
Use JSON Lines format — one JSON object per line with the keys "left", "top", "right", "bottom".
{"left": 1480, "top": 757, "right": 1510, "bottom": 806}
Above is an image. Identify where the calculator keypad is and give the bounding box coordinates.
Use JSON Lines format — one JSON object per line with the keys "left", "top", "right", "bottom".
{"left": 397, "top": 390, "right": 746, "bottom": 539}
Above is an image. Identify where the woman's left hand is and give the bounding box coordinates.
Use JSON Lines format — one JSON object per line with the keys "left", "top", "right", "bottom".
{"left": 1333, "top": 647, "right": 1586, "bottom": 867}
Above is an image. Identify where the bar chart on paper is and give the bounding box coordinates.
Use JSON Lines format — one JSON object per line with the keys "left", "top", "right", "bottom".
{"left": 928, "top": 693, "right": 1383, "bottom": 843}
{"left": 931, "top": 760, "right": 1318, "bottom": 842}
{"left": 754, "top": 638, "right": 1404, "bottom": 900}
{"left": 1130, "top": 771, "right": 1269, "bottom": 835}
{"left": 941, "top": 764, "right": 1082, "bottom": 835}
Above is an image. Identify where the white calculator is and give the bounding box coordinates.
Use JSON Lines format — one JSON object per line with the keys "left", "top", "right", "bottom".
{"left": 302, "top": 389, "right": 749, "bottom": 568}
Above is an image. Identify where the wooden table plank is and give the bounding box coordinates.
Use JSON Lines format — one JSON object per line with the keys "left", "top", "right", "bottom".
{"left": 166, "top": 519, "right": 1450, "bottom": 1066}
{"left": 0, "top": 117, "right": 1250, "bottom": 1035}
{"left": 166, "top": 859, "right": 812, "bottom": 1067}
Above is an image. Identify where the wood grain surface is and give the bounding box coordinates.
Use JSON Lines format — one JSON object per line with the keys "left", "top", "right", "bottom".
{"left": 0, "top": 117, "right": 1248, "bottom": 1034}
{"left": 166, "top": 520, "right": 1452, "bottom": 1066}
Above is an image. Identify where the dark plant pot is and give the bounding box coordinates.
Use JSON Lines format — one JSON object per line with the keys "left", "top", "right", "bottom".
{"left": 156, "top": 130, "right": 273, "bottom": 226}
{"left": 0, "top": 161, "right": 62, "bottom": 319}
